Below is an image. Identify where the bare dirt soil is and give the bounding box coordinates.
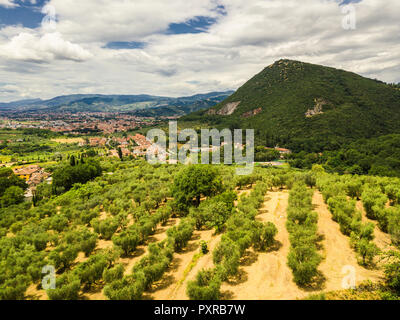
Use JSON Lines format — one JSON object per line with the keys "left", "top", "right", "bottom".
{"left": 148, "top": 229, "right": 219, "bottom": 300}
{"left": 220, "top": 190, "right": 311, "bottom": 300}
{"left": 219, "top": 190, "right": 385, "bottom": 300}
{"left": 315, "top": 191, "right": 383, "bottom": 293}
{"left": 25, "top": 283, "right": 48, "bottom": 300}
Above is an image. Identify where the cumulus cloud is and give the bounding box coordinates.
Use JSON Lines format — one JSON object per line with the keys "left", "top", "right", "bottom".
{"left": 0, "top": 31, "right": 92, "bottom": 62}
{"left": 0, "top": 0, "right": 17, "bottom": 8}
{"left": 47, "top": 0, "right": 220, "bottom": 43}
{"left": 0, "top": 0, "right": 399, "bottom": 101}
{"left": 0, "top": 0, "right": 37, "bottom": 8}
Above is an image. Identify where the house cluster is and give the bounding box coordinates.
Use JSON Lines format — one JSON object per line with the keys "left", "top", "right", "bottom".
{"left": 1, "top": 112, "right": 160, "bottom": 135}
{"left": 107, "top": 134, "right": 155, "bottom": 158}
{"left": 265, "top": 146, "right": 292, "bottom": 158}
{"left": 12, "top": 165, "right": 50, "bottom": 187}
{"left": 89, "top": 137, "right": 107, "bottom": 147}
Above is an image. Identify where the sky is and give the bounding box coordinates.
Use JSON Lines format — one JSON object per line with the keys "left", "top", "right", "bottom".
{"left": 0, "top": 0, "right": 399, "bottom": 102}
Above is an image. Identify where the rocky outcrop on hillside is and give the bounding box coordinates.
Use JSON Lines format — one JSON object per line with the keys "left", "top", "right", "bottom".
{"left": 242, "top": 107, "right": 262, "bottom": 118}
{"left": 208, "top": 101, "right": 241, "bottom": 115}
{"left": 305, "top": 98, "right": 328, "bottom": 118}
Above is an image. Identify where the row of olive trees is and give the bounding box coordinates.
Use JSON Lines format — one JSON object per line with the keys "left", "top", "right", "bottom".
{"left": 102, "top": 165, "right": 225, "bottom": 300}
{"left": 64, "top": 165, "right": 179, "bottom": 299}
{"left": 103, "top": 217, "right": 196, "bottom": 300}
{"left": 317, "top": 174, "right": 378, "bottom": 267}
{"left": 0, "top": 159, "right": 177, "bottom": 300}
{"left": 327, "top": 195, "right": 378, "bottom": 266}
{"left": 46, "top": 204, "right": 175, "bottom": 298}
{"left": 362, "top": 184, "right": 400, "bottom": 246}
{"left": 286, "top": 183, "right": 322, "bottom": 286}
{"left": 187, "top": 181, "right": 277, "bottom": 300}
{"left": 47, "top": 248, "right": 120, "bottom": 300}
{"left": 112, "top": 205, "right": 172, "bottom": 256}
{"left": 102, "top": 165, "right": 250, "bottom": 300}
{"left": 102, "top": 165, "right": 237, "bottom": 300}
{"left": 317, "top": 172, "right": 400, "bottom": 250}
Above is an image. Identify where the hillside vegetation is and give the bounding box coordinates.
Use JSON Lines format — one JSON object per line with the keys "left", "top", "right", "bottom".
{"left": 183, "top": 59, "right": 400, "bottom": 152}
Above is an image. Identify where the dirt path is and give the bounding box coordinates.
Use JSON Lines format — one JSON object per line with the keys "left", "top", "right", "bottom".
{"left": 149, "top": 190, "right": 253, "bottom": 300}
{"left": 170, "top": 233, "right": 222, "bottom": 300}
{"left": 148, "top": 229, "right": 220, "bottom": 300}
{"left": 26, "top": 283, "right": 47, "bottom": 300}
{"left": 220, "top": 190, "right": 310, "bottom": 300}
{"left": 356, "top": 201, "right": 394, "bottom": 252}
{"left": 315, "top": 192, "right": 384, "bottom": 292}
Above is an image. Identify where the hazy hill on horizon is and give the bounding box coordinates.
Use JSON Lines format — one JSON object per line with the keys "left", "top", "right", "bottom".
{"left": 0, "top": 91, "right": 234, "bottom": 116}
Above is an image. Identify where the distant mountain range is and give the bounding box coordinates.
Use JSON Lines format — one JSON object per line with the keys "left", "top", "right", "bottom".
{"left": 182, "top": 59, "right": 400, "bottom": 152}
{"left": 0, "top": 91, "right": 234, "bottom": 116}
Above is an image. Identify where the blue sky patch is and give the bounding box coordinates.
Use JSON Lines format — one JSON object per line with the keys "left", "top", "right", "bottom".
{"left": 0, "top": 0, "right": 46, "bottom": 28}
{"left": 165, "top": 16, "right": 217, "bottom": 35}
{"left": 105, "top": 41, "right": 147, "bottom": 50}
{"left": 340, "top": 0, "right": 362, "bottom": 5}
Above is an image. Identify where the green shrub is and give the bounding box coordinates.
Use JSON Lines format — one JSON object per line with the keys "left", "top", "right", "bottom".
{"left": 187, "top": 269, "right": 221, "bottom": 300}
{"left": 48, "top": 245, "right": 79, "bottom": 271}
{"left": 213, "top": 238, "right": 241, "bottom": 280}
{"left": 132, "top": 242, "right": 174, "bottom": 291}
{"left": 47, "top": 273, "right": 81, "bottom": 300}
{"left": 254, "top": 222, "right": 278, "bottom": 250}
{"left": 388, "top": 208, "right": 400, "bottom": 245}
{"left": 112, "top": 228, "right": 140, "bottom": 256}
{"left": 167, "top": 218, "right": 195, "bottom": 252}
{"left": 384, "top": 251, "right": 400, "bottom": 293}
{"left": 104, "top": 275, "right": 145, "bottom": 300}
{"left": 287, "top": 245, "right": 322, "bottom": 286}
{"left": 200, "top": 241, "right": 208, "bottom": 254}
{"left": 103, "top": 264, "right": 124, "bottom": 284}
{"left": 362, "top": 186, "right": 388, "bottom": 220}
{"left": 91, "top": 217, "right": 119, "bottom": 240}
{"left": 0, "top": 275, "right": 30, "bottom": 300}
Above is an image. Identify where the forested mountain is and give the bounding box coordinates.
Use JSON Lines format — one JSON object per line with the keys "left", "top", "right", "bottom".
{"left": 0, "top": 91, "right": 233, "bottom": 115}
{"left": 183, "top": 59, "right": 400, "bottom": 152}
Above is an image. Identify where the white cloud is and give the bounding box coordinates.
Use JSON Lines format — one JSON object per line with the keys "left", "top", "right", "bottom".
{"left": 0, "top": 0, "right": 400, "bottom": 102}
{"left": 0, "top": 31, "right": 92, "bottom": 62}
{"left": 0, "top": 0, "right": 37, "bottom": 8}
{"left": 47, "top": 0, "right": 220, "bottom": 43}
{"left": 0, "top": 0, "right": 17, "bottom": 8}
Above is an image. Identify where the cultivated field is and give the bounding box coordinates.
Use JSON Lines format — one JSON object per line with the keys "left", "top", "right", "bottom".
{"left": 1, "top": 161, "right": 400, "bottom": 300}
